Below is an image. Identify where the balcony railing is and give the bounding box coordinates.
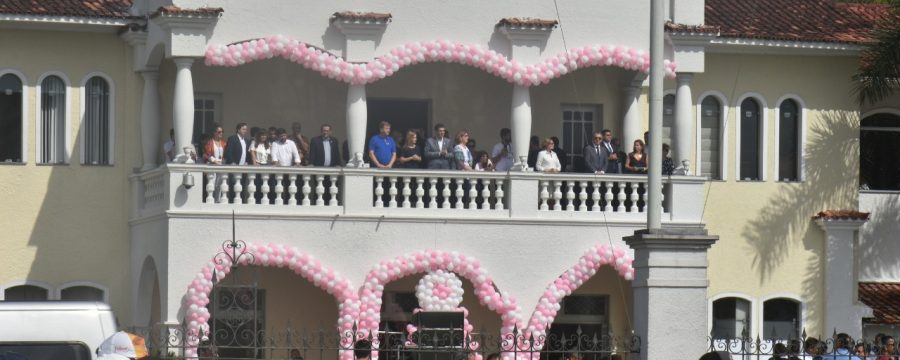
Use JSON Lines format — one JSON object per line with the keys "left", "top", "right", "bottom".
{"left": 131, "top": 164, "right": 707, "bottom": 224}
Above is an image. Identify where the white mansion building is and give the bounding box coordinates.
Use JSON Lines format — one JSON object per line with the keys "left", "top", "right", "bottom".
{"left": 0, "top": 0, "right": 898, "bottom": 359}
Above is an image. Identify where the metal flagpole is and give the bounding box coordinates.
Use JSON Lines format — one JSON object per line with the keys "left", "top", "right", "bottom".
{"left": 647, "top": 0, "right": 664, "bottom": 231}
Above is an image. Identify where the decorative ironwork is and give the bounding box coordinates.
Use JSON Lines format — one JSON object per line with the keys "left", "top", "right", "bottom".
{"left": 130, "top": 322, "right": 640, "bottom": 360}
{"left": 213, "top": 211, "right": 256, "bottom": 270}
{"left": 707, "top": 329, "right": 891, "bottom": 358}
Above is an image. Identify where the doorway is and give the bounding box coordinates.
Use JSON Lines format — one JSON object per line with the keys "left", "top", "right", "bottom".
{"left": 367, "top": 99, "right": 431, "bottom": 145}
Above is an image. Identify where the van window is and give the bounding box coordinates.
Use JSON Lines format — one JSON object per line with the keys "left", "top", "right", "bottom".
{"left": 0, "top": 342, "right": 91, "bottom": 360}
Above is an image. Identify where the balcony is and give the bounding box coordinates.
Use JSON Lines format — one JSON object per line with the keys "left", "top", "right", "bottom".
{"left": 131, "top": 164, "right": 708, "bottom": 225}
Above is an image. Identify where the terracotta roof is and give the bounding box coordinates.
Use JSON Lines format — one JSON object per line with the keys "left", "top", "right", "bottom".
{"left": 705, "top": 0, "right": 890, "bottom": 44}
{"left": 150, "top": 5, "right": 223, "bottom": 18}
{"left": 859, "top": 282, "right": 900, "bottom": 324}
{"left": 813, "top": 210, "right": 870, "bottom": 221}
{"left": 497, "top": 17, "right": 558, "bottom": 28}
{"left": 665, "top": 21, "right": 720, "bottom": 35}
{"left": 330, "top": 11, "right": 392, "bottom": 23}
{"left": 0, "top": 0, "right": 133, "bottom": 18}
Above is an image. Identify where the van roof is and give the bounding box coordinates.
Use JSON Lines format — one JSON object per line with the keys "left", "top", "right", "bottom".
{"left": 0, "top": 301, "right": 111, "bottom": 311}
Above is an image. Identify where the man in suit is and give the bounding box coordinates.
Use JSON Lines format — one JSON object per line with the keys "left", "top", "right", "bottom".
{"left": 424, "top": 123, "right": 454, "bottom": 169}
{"left": 309, "top": 124, "right": 341, "bottom": 167}
{"left": 223, "top": 122, "right": 249, "bottom": 165}
{"left": 600, "top": 129, "right": 621, "bottom": 173}
{"left": 583, "top": 130, "right": 608, "bottom": 174}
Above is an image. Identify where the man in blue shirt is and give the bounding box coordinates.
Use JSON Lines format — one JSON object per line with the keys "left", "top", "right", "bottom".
{"left": 825, "top": 333, "right": 861, "bottom": 360}
{"left": 368, "top": 121, "right": 396, "bottom": 168}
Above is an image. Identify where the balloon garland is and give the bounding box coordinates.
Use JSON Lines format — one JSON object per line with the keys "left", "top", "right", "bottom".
{"left": 205, "top": 35, "right": 677, "bottom": 86}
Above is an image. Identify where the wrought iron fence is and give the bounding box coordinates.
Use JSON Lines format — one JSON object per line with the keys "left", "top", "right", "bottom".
{"left": 707, "top": 330, "right": 900, "bottom": 359}
{"left": 128, "top": 323, "right": 639, "bottom": 360}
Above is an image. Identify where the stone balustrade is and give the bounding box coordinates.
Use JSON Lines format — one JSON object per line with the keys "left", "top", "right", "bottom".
{"left": 131, "top": 164, "right": 707, "bottom": 224}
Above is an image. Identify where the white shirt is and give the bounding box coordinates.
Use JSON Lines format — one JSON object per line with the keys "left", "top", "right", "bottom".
{"left": 251, "top": 141, "right": 269, "bottom": 165}
{"left": 535, "top": 150, "right": 561, "bottom": 172}
{"left": 271, "top": 139, "right": 301, "bottom": 166}
{"left": 238, "top": 137, "right": 248, "bottom": 165}
{"left": 437, "top": 138, "right": 444, "bottom": 152}
{"left": 491, "top": 142, "right": 514, "bottom": 171}
{"left": 322, "top": 137, "right": 332, "bottom": 166}
{"left": 163, "top": 139, "right": 175, "bottom": 162}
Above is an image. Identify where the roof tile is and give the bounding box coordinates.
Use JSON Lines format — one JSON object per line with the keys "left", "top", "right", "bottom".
{"left": 0, "top": 0, "right": 133, "bottom": 19}
{"left": 813, "top": 210, "right": 870, "bottom": 221}
{"left": 859, "top": 282, "right": 900, "bottom": 324}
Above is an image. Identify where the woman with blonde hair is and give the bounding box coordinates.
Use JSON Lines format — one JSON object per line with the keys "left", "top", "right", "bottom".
{"left": 535, "top": 137, "right": 561, "bottom": 173}
{"left": 453, "top": 130, "right": 474, "bottom": 171}
{"left": 396, "top": 130, "right": 423, "bottom": 168}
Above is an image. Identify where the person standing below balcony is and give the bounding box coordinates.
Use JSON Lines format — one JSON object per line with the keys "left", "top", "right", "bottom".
{"left": 535, "top": 137, "right": 562, "bottom": 173}
{"left": 583, "top": 131, "right": 608, "bottom": 174}
{"left": 424, "top": 123, "right": 453, "bottom": 169}
{"left": 624, "top": 139, "right": 648, "bottom": 174}
{"left": 599, "top": 129, "right": 621, "bottom": 173}
{"left": 368, "top": 121, "right": 397, "bottom": 169}
{"left": 224, "top": 122, "right": 249, "bottom": 165}
{"left": 396, "top": 130, "right": 423, "bottom": 169}
{"left": 309, "top": 124, "right": 341, "bottom": 167}
{"left": 491, "top": 128, "right": 514, "bottom": 172}
{"left": 291, "top": 122, "right": 310, "bottom": 165}
{"left": 271, "top": 128, "right": 302, "bottom": 166}
{"left": 453, "top": 130, "right": 474, "bottom": 171}
{"left": 204, "top": 125, "right": 226, "bottom": 165}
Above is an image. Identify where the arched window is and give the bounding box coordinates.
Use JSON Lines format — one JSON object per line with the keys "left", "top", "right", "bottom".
{"left": 739, "top": 98, "right": 763, "bottom": 181}
{"left": 40, "top": 75, "right": 67, "bottom": 164}
{"left": 700, "top": 96, "right": 723, "bottom": 179}
{"left": 763, "top": 298, "right": 801, "bottom": 339}
{"left": 4, "top": 285, "right": 49, "bottom": 301}
{"left": 663, "top": 94, "right": 675, "bottom": 148}
{"left": 778, "top": 99, "right": 801, "bottom": 182}
{"left": 83, "top": 76, "right": 111, "bottom": 165}
{"left": 0, "top": 73, "right": 23, "bottom": 163}
{"left": 60, "top": 285, "right": 105, "bottom": 302}
{"left": 860, "top": 113, "right": 900, "bottom": 190}
{"left": 712, "top": 297, "right": 751, "bottom": 339}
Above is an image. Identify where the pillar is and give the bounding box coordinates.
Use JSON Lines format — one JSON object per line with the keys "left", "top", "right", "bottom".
{"left": 140, "top": 71, "right": 161, "bottom": 171}
{"left": 624, "top": 228, "right": 719, "bottom": 360}
{"left": 622, "top": 80, "right": 643, "bottom": 150}
{"left": 510, "top": 85, "right": 532, "bottom": 171}
{"left": 172, "top": 58, "right": 195, "bottom": 163}
{"left": 674, "top": 73, "right": 693, "bottom": 167}
{"left": 815, "top": 216, "right": 872, "bottom": 338}
{"left": 346, "top": 84, "right": 368, "bottom": 167}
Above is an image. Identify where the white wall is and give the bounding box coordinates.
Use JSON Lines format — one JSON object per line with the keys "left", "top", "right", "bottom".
{"left": 859, "top": 192, "right": 900, "bottom": 282}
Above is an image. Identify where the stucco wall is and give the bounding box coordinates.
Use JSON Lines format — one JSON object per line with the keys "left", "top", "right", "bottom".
{"left": 0, "top": 29, "right": 140, "bottom": 323}
{"left": 689, "top": 53, "right": 862, "bottom": 337}
{"left": 859, "top": 192, "right": 900, "bottom": 282}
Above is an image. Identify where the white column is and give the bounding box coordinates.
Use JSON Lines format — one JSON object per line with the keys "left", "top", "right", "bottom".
{"left": 173, "top": 58, "right": 195, "bottom": 164}
{"left": 815, "top": 218, "right": 872, "bottom": 339}
{"left": 140, "top": 71, "right": 161, "bottom": 171}
{"left": 346, "top": 84, "right": 367, "bottom": 167}
{"left": 622, "top": 81, "right": 643, "bottom": 150}
{"left": 625, "top": 228, "right": 718, "bottom": 360}
{"left": 674, "top": 73, "right": 694, "bottom": 167}
{"left": 510, "top": 85, "right": 532, "bottom": 171}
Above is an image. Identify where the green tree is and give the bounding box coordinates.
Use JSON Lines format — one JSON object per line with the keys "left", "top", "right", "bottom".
{"left": 853, "top": 0, "right": 900, "bottom": 105}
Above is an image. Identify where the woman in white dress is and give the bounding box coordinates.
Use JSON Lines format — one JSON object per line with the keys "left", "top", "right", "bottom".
{"left": 535, "top": 137, "right": 561, "bottom": 173}
{"left": 250, "top": 131, "right": 271, "bottom": 165}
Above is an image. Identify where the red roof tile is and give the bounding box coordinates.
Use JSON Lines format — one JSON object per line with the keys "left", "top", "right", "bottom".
{"left": 497, "top": 17, "right": 559, "bottom": 28}
{"left": 705, "top": 0, "right": 890, "bottom": 44}
{"left": 665, "top": 21, "right": 720, "bottom": 35}
{"left": 0, "top": 0, "right": 133, "bottom": 18}
{"left": 330, "top": 11, "right": 392, "bottom": 23}
{"left": 150, "top": 5, "right": 222, "bottom": 19}
{"left": 813, "top": 210, "right": 870, "bottom": 221}
{"left": 859, "top": 282, "right": 900, "bottom": 324}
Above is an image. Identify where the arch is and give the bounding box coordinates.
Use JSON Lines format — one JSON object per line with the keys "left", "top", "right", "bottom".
{"left": 80, "top": 72, "right": 116, "bottom": 165}
{"left": 204, "top": 36, "right": 678, "bottom": 87}
{"left": 136, "top": 256, "right": 161, "bottom": 327}
{"left": 760, "top": 293, "right": 805, "bottom": 340}
{"left": 0, "top": 280, "right": 52, "bottom": 300}
{"left": 861, "top": 107, "right": 900, "bottom": 119}
{"left": 708, "top": 293, "right": 756, "bottom": 340}
{"left": 35, "top": 71, "right": 73, "bottom": 164}
{"left": 179, "top": 241, "right": 359, "bottom": 360}
{"left": 56, "top": 281, "right": 109, "bottom": 302}
{"left": 859, "top": 111, "right": 900, "bottom": 190}
{"left": 525, "top": 244, "right": 634, "bottom": 340}
{"left": 695, "top": 90, "right": 729, "bottom": 180}
{"left": 0, "top": 69, "right": 28, "bottom": 163}
{"left": 734, "top": 93, "right": 769, "bottom": 181}
{"left": 774, "top": 95, "right": 807, "bottom": 182}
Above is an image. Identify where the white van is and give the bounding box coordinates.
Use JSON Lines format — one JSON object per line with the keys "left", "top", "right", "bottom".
{"left": 0, "top": 301, "right": 118, "bottom": 359}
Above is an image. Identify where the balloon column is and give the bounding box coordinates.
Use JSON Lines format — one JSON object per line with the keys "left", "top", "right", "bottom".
{"left": 205, "top": 35, "right": 677, "bottom": 86}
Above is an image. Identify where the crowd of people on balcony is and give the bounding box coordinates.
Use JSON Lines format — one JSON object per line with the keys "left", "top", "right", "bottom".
{"left": 166, "top": 120, "right": 678, "bottom": 176}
